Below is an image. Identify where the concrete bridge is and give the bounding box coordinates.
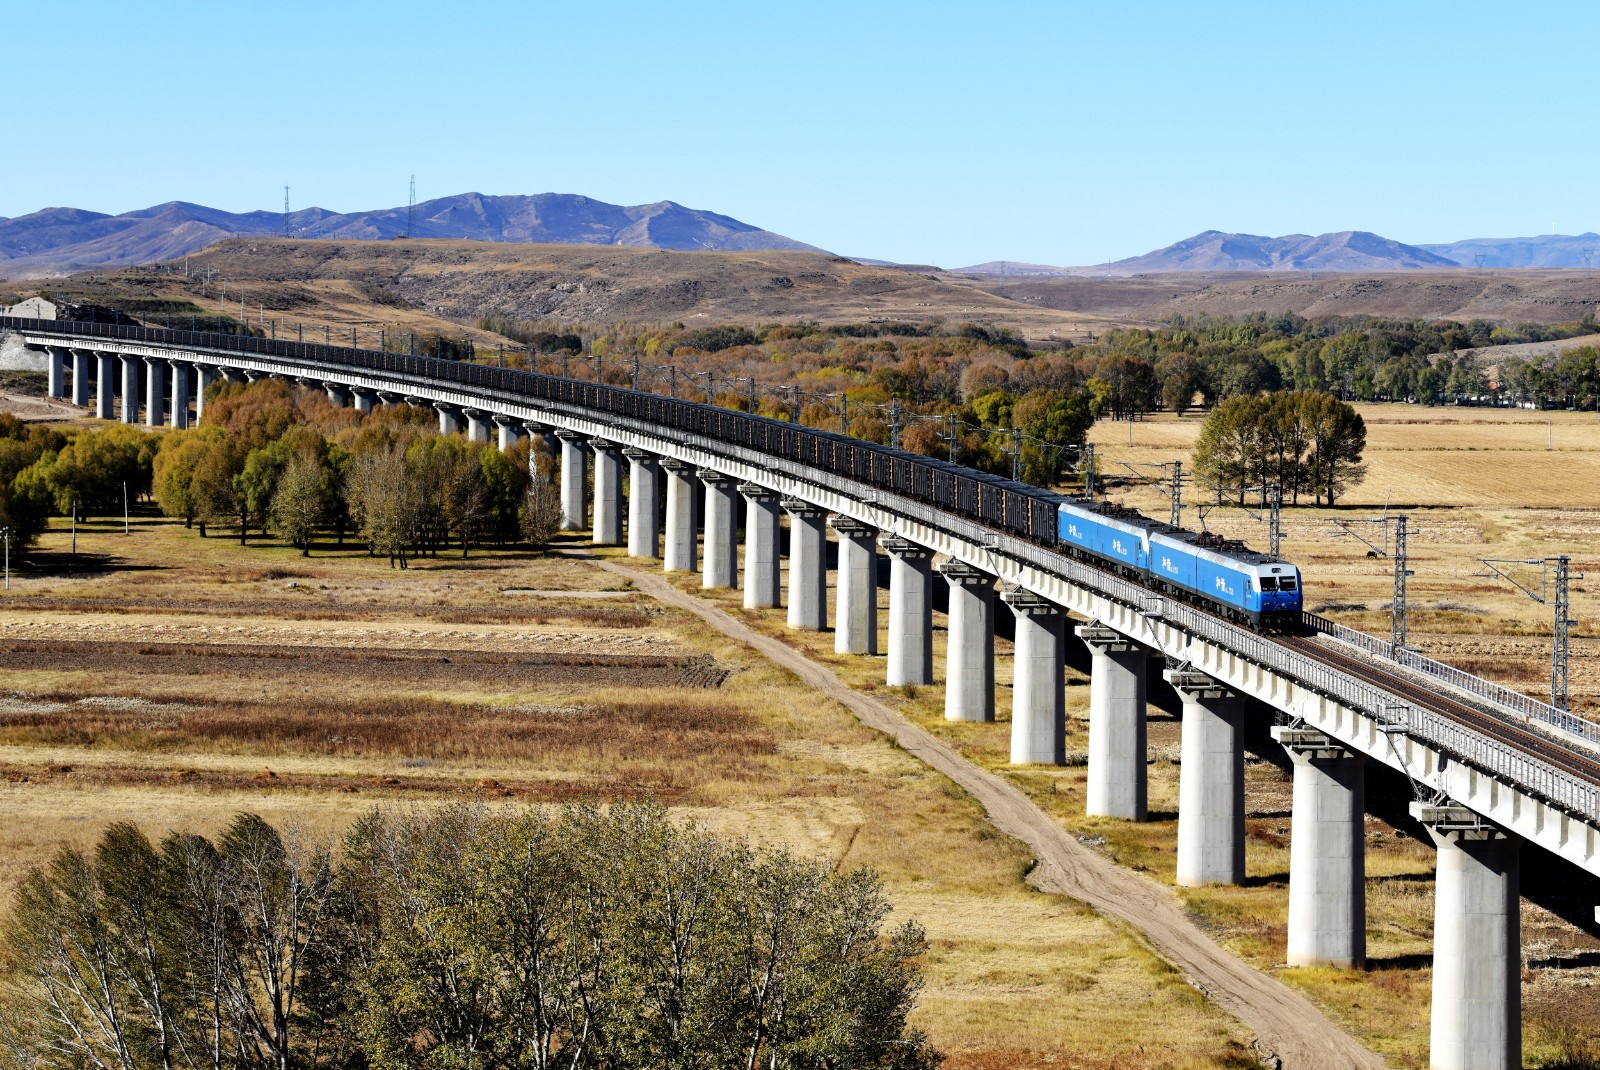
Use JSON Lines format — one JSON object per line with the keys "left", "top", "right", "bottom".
{"left": 9, "top": 317, "right": 1600, "bottom": 1070}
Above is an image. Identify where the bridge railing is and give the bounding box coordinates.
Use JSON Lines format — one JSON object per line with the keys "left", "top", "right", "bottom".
{"left": 9, "top": 315, "right": 1600, "bottom": 823}
{"left": 1303, "top": 612, "right": 1600, "bottom": 747}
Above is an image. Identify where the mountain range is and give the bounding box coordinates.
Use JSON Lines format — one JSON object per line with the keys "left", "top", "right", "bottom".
{"left": 0, "top": 193, "right": 823, "bottom": 278}
{"left": 956, "top": 230, "right": 1600, "bottom": 276}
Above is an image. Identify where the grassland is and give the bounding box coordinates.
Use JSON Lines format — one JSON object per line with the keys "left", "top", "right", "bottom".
{"left": 0, "top": 514, "right": 1257, "bottom": 1070}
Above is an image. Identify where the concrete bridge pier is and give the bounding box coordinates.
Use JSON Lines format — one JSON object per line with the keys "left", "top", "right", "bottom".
{"left": 71, "top": 350, "right": 92, "bottom": 407}
{"left": 591, "top": 440, "right": 624, "bottom": 545}
{"left": 1273, "top": 727, "right": 1366, "bottom": 968}
{"left": 464, "top": 409, "right": 490, "bottom": 444}
{"left": 1005, "top": 590, "right": 1066, "bottom": 764}
{"left": 352, "top": 388, "right": 375, "bottom": 415}
{"left": 144, "top": 358, "right": 167, "bottom": 427}
{"left": 496, "top": 417, "right": 526, "bottom": 452}
{"left": 831, "top": 517, "right": 878, "bottom": 654}
{"left": 1412, "top": 804, "right": 1521, "bottom": 1070}
{"left": 661, "top": 460, "right": 697, "bottom": 572}
{"left": 700, "top": 472, "right": 740, "bottom": 589}
{"left": 882, "top": 536, "right": 933, "bottom": 686}
{"left": 46, "top": 347, "right": 65, "bottom": 398}
{"left": 1170, "top": 669, "right": 1245, "bottom": 886}
{"left": 741, "top": 484, "right": 781, "bottom": 608}
{"left": 324, "top": 382, "right": 349, "bottom": 408}
{"left": 119, "top": 355, "right": 142, "bottom": 423}
{"left": 436, "top": 403, "right": 462, "bottom": 436}
{"left": 784, "top": 500, "right": 828, "bottom": 630}
{"left": 96, "top": 353, "right": 116, "bottom": 419}
{"left": 169, "top": 362, "right": 192, "bottom": 429}
{"left": 625, "top": 448, "right": 659, "bottom": 559}
{"left": 940, "top": 561, "right": 995, "bottom": 722}
{"left": 195, "top": 366, "right": 217, "bottom": 423}
{"left": 557, "top": 431, "right": 588, "bottom": 532}
{"left": 1078, "top": 623, "right": 1149, "bottom": 820}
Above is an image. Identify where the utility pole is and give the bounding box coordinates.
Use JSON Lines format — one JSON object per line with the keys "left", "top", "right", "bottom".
{"left": 1477, "top": 555, "right": 1582, "bottom": 710}
{"left": 840, "top": 394, "right": 849, "bottom": 437}
{"left": 889, "top": 399, "right": 902, "bottom": 449}
{"left": 282, "top": 186, "right": 290, "bottom": 238}
{"left": 1011, "top": 428, "right": 1022, "bottom": 482}
{"left": 1169, "top": 460, "right": 1182, "bottom": 528}
{"left": 631, "top": 352, "right": 640, "bottom": 390}
{"left": 1267, "top": 484, "right": 1282, "bottom": 560}
{"left": 1, "top": 525, "right": 10, "bottom": 590}
{"left": 406, "top": 175, "right": 416, "bottom": 239}
{"left": 1082, "top": 443, "right": 1095, "bottom": 497}
{"left": 123, "top": 481, "right": 129, "bottom": 535}
{"left": 1391, "top": 514, "right": 1410, "bottom": 650}
{"left": 668, "top": 365, "right": 677, "bottom": 398}
{"left": 948, "top": 414, "right": 958, "bottom": 463}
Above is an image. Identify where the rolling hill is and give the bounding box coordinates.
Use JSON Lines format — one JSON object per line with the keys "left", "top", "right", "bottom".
{"left": 1419, "top": 232, "right": 1600, "bottom": 269}
{"left": 1092, "top": 230, "right": 1459, "bottom": 274}
{"left": 0, "top": 194, "right": 823, "bottom": 279}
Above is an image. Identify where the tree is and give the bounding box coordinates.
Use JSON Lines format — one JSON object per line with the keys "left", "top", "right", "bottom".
{"left": 271, "top": 453, "right": 328, "bottom": 554}
{"left": 153, "top": 429, "right": 218, "bottom": 528}
{"left": 1304, "top": 392, "right": 1367, "bottom": 505}
{"left": 520, "top": 445, "right": 561, "bottom": 553}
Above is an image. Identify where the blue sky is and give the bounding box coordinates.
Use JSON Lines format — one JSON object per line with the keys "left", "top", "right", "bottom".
{"left": 11, "top": 1, "right": 1597, "bottom": 266}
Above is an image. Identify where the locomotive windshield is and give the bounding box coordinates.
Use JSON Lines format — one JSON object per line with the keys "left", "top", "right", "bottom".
{"left": 1260, "top": 577, "right": 1280, "bottom": 591}
{"left": 1280, "top": 577, "right": 1298, "bottom": 591}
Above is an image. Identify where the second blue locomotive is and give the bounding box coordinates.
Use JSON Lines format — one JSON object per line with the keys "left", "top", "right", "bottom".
{"left": 1056, "top": 498, "right": 1302, "bottom": 629}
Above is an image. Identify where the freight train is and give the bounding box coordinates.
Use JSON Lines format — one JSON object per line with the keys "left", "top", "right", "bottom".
{"left": 0, "top": 316, "right": 1304, "bottom": 631}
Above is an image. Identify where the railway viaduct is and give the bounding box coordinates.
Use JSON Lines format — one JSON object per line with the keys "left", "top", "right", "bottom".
{"left": 10, "top": 318, "right": 1600, "bottom": 1070}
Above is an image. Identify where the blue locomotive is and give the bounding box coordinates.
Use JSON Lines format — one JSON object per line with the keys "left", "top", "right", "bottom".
{"left": 1056, "top": 499, "right": 1302, "bottom": 630}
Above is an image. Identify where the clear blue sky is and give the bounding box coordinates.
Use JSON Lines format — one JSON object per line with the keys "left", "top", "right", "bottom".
{"left": 11, "top": 0, "right": 1597, "bottom": 266}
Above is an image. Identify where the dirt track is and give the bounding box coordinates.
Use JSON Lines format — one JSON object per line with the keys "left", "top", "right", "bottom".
{"left": 603, "top": 559, "right": 1387, "bottom": 1070}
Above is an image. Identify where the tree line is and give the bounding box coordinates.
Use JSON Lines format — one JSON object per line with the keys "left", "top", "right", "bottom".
{"left": 0, "top": 804, "right": 937, "bottom": 1070}
{"left": 1192, "top": 390, "right": 1367, "bottom": 506}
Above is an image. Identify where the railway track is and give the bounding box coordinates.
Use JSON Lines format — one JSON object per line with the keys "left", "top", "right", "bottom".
{"left": 1278, "top": 635, "right": 1600, "bottom": 789}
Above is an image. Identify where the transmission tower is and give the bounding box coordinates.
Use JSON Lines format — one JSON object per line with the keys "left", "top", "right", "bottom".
{"left": 406, "top": 175, "right": 416, "bottom": 239}
{"left": 1475, "top": 555, "right": 1581, "bottom": 710}
{"left": 282, "top": 186, "right": 290, "bottom": 238}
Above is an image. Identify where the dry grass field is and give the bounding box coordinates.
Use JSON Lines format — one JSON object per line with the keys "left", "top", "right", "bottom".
{"left": 0, "top": 515, "right": 1257, "bottom": 1070}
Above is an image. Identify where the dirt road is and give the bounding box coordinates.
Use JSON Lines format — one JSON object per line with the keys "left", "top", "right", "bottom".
{"left": 604, "top": 560, "right": 1387, "bottom": 1070}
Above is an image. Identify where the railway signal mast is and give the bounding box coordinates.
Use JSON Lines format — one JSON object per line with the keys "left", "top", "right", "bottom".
{"left": 1475, "top": 555, "right": 1581, "bottom": 711}
{"left": 1331, "top": 513, "right": 1412, "bottom": 651}
{"left": 1113, "top": 460, "right": 1183, "bottom": 527}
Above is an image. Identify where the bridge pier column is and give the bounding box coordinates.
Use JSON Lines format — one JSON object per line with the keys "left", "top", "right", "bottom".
{"left": 96, "top": 353, "right": 115, "bottom": 419}
{"left": 1078, "top": 623, "right": 1148, "bottom": 821}
{"left": 662, "top": 460, "right": 698, "bottom": 572}
{"left": 169, "top": 362, "right": 192, "bottom": 429}
{"left": 882, "top": 537, "right": 933, "bottom": 686}
{"left": 1273, "top": 727, "right": 1366, "bottom": 968}
{"left": 1412, "top": 804, "right": 1520, "bottom": 1070}
{"left": 1171, "top": 670, "right": 1245, "bottom": 886}
{"left": 700, "top": 472, "right": 739, "bottom": 589}
{"left": 784, "top": 500, "right": 828, "bottom": 630}
{"left": 325, "top": 383, "right": 349, "bottom": 408}
{"left": 464, "top": 409, "right": 490, "bottom": 444}
{"left": 120, "top": 355, "right": 142, "bottom": 423}
{"left": 1005, "top": 591, "right": 1065, "bottom": 763}
{"left": 625, "top": 448, "right": 660, "bottom": 559}
{"left": 71, "top": 349, "right": 92, "bottom": 407}
{"left": 590, "top": 440, "right": 623, "bottom": 546}
{"left": 144, "top": 358, "right": 167, "bottom": 427}
{"left": 496, "top": 417, "right": 526, "bottom": 452}
{"left": 740, "top": 484, "right": 781, "bottom": 608}
{"left": 831, "top": 517, "right": 878, "bottom": 655}
{"left": 352, "top": 388, "right": 375, "bottom": 415}
{"left": 941, "top": 561, "right": 995, "bottom": 722}
{"left": 46, "top": 347, "right": 65, "bottom": 398}
{"left": 557, "top": 431, "right": 588, "bottom": 532}
{"left": 436, "top": 403, "right": 462, "bottom": 436}
{"left": 195, "top": 365, "right": 217, "bottom": 423}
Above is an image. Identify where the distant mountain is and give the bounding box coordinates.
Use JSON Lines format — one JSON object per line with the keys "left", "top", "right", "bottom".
{"left": 0, "top": 193, "right": 824, "bottom": 278}
{"left": 1419, "top": 232, "right": 1600, "bottom": 269}
{"left": 1094, "top": 230, "right": 1460, "bottom": 275}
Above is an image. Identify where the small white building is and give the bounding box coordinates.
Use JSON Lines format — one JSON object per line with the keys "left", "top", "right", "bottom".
{"left": 1, "top": 296, "right": 57, "bottom": 320}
